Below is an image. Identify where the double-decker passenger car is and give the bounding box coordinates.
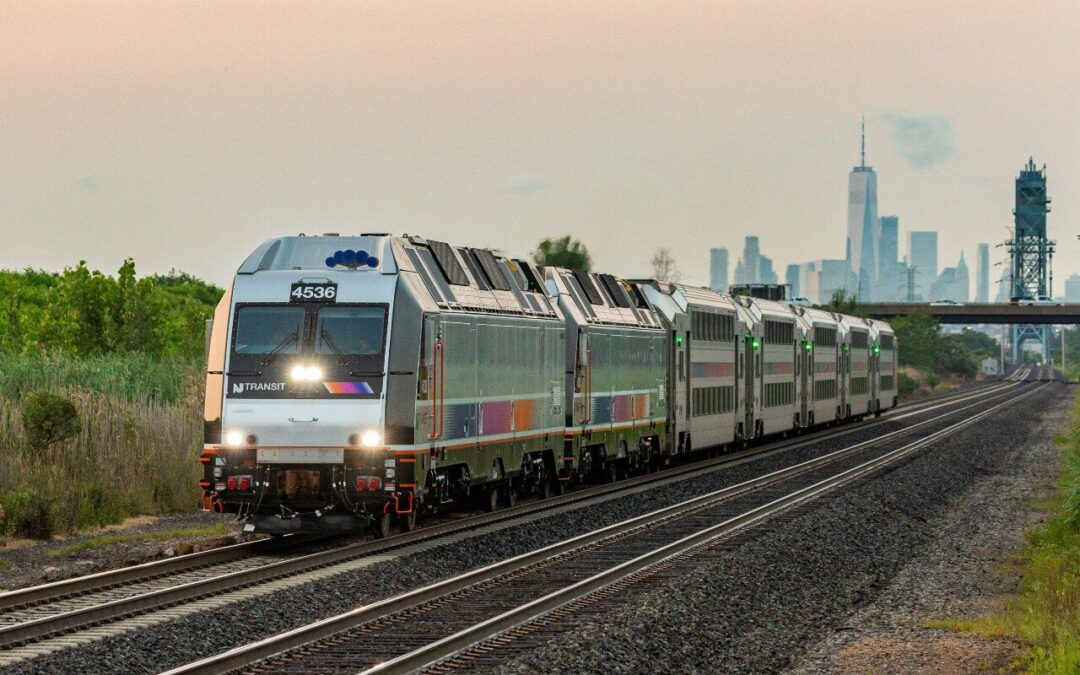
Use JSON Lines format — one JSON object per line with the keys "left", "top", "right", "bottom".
{"left": 201, "top": 234, "right": 898, "bottom": 536}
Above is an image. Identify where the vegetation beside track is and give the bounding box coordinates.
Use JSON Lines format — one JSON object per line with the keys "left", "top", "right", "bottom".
{"left": 927, "top": 390, "right": 1080, "bottom": 673}
{"left": 0, "top": 262, "right": 221, "bottom": 538}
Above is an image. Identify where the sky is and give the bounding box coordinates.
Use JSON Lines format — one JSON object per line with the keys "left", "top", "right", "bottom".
{"left": 2, "top": 1, "right": 1079, "bottom": 292}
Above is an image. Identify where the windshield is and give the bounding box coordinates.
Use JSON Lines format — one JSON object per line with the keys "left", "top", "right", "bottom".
{"left": 234, "top": 306, "right": 305, "bottom": 355}
{"left": 316, "top": 306, "right": 386, "bottom": 356}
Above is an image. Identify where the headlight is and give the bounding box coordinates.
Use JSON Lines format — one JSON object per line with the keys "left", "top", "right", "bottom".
{"left": 290, "top": 365, "right": 323, "bottom": 381}
{"left": 360, "top": 429, "right": 383, "bottom": 448}
{"left": 225, "top": 431, "right": 244, "bottom": 446}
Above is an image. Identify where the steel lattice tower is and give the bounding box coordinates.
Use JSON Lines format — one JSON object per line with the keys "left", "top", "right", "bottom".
{"left": 1006, "top": 158, "right": 1055, "bottom": 361}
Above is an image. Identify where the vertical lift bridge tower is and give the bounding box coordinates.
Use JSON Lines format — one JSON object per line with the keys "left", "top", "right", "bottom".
{"left": 1006, "top": 158, "right": 1055, "bottom": 362}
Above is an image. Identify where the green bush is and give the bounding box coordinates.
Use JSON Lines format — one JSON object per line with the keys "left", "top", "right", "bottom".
{"left": 77, "top": 482, "right": 129, "bottom": 530}
{"left": 22, "top": 390, "right": 81, "bottom": 448}
{"left": 926, "top": 372, "right": 941, "bottom": 388}
{"left": 2, "top": 490, "right": 55, "bottom": 539}
{"left": 898, "top": 372, "right": 918, "bottom": 396}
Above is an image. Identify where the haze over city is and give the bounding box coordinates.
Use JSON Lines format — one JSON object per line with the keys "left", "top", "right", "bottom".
{"left": 3, "top": 1, "right": 1079, "bottom": 289}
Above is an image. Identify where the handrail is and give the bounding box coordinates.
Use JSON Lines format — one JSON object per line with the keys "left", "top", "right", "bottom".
{"left": 428, "top": 339, "right": 445, "bottom": 440}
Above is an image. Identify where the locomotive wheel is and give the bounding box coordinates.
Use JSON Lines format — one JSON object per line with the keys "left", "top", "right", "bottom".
{"left": 503, "top": 486, "right": 518, "bottom": 508}
{"left": 483, "top": 486, "right": 499, "bottom": 512}
{"left": 398, "top": 508, "right": 417, "bottom": 533}
{"left": 371, "top": 510, "right": 392, "bottom": 539}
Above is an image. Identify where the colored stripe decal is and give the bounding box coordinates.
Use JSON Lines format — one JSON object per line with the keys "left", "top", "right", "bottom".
{"left": 691, "top": 362, "right": 735, "bottom": 378}
{"left": 323, "top": 381, "right": 374, "bottom": 394}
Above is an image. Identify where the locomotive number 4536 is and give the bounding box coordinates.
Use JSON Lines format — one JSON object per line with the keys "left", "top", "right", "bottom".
{"left": 290, "top": 282, "right": 338, "bottom": 302}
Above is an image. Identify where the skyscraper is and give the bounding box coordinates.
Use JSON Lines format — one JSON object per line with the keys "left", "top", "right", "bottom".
{"left": 734, "top": 236, "right": 762, "bottom": 284}
{"left": 1066, "top": 274, "right": 1080, "bottom": 303}
{"left": 877, "top": 215, "right": 900, "bottom": 300}
{"left": 907, "top": 231, "right": 938, "bottom": 301}
{"left": 785, "top": 263, "right": 800, "bottom": 298}
{"left": 975, "top": 243, "right": 990, "bottom": 303}
{"left": 928, "top": 252, "right": 969, "bottom": 303}
{"left": 847, "top": 119, "right": 879, "bottom": 301}
{"left": 759, "top": 255, "right": 777, "bottom": 285}
{"left": 709, "top": 248, "right": 729, "bottom": 292}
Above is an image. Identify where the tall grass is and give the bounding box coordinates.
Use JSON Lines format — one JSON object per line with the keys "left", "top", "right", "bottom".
{"left": 0, "top": 355, "right": 204, "bottom": 534}
{"left": 928, "top": 394, "right": 1080, "bottom": 673}
{"left": 0, "top": 353, "right": 197, "bottom": 404}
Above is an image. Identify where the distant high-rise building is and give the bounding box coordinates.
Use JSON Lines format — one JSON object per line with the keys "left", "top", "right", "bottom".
{"left": 1066, "top": 274, "right": 1080, "bottom": 303}
{"left": 929, "top": 252, "right": 969, "bottom": 303}
{"left": 907, "top": 231, "right": 938, "bottom": 301}
{"left": 709, "top": 248, "right": 729, "bottom": 292}
{"left": 847, "top": 119, "right": 879, "bottom": 301}
{"left": 975, "top": 243, "right": 990, "bottom": 303}
{"left": 995, "top": 266, "right": 1012, "bottom": 303}
{"left": 759, "top": 255, "right": 777, "bottom": 285}
{"left": 877, "top": 215, "right": 901, "bottom": 300}
{"left": 785, "top": 263, "right": 800, "bottom": 298}
{"left": 734, "top": 236, "right": 768, "bottom": 285}
{"left": 818, "top": 259, "right": 854, "bottom": 305}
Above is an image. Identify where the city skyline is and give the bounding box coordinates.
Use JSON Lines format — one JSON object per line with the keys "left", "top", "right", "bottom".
{"left": 2, "top": 2, "right": 1079, "bottom": 289}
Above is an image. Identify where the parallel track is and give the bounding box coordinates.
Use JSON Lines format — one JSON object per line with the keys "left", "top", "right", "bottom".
{"left": 163, "top": 379, "right": 1044, "bottom": 675}
{"left": 0, "top": 379, "right": 1021, "bottom": 665}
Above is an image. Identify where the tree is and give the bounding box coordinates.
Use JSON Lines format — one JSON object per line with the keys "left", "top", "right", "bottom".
{"left": 822, "top": 290, "right": 865, "bottom": 317}
{"left": 532, "top": 236, "right": 591, "bottom": 272}
{"left": 650, "top": 248, "right": 680, "bottom": 283}
{"left": 890, "top": 314, "right": 938, "bottom": 371}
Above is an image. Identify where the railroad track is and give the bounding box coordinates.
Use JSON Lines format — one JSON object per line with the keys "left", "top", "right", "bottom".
{"left": 164, "top": 379, "right": 1045, "bottom": 675}
{"left": 0, "top": 379, "right": 1022, "bottom": 666}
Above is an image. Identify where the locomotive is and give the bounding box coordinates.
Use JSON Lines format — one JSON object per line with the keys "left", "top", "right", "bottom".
{"left": 200, "top": 234, "right": 897, "bottom": 537}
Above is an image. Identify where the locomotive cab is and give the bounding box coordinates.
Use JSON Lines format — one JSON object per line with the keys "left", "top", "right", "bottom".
{"left": 202, "top": 235, "right": 403, "bottom": 535}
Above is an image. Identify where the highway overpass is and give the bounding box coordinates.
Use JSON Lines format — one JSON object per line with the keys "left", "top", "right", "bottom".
{"left": 862, "top": 303, "right": 1080, "bottom": 325}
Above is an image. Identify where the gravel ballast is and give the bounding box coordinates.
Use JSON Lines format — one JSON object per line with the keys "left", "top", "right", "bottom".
{"left": 484, "top": 383, "right": 1070, "bottom": 674}
{"left": 0, "top": 385, "right": 1045, "bottom": 674}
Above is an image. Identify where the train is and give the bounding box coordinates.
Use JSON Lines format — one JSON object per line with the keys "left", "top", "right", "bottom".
{"left": 200, "top": 234, "right": 898, "bottom": 537}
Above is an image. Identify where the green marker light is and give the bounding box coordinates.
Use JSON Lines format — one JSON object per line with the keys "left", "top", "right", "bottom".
{"left": 675, "top": 335, "right": 683, "bottom": 346}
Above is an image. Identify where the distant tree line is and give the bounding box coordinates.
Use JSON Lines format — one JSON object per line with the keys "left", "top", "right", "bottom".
{"left": 0, "top": 260, "right": 223, "bottom": 360}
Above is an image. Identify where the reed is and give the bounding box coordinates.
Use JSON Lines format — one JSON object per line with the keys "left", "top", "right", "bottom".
{"left": 0, "top": 356, "right": 204, "bottom": 535}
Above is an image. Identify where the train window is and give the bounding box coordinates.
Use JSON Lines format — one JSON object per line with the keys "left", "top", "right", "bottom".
{"left": 764, "top": 382, "right": 794, "bottom": 407}
{"left": 880, "top": 335, "right": 895, "bottom": 349}
{"left": 233, "top": 306, "right": 305, "bottom": 355}
{"left": 880, "top": 375, "right": 895, "bottom": 390}
{"left": 764, "top": 320, "right": 794, "bottom": 345}
{"left": 851, "top": 377, "right": 868, "bottom": 395}
{"left": 316, "top": 307, "right": 387, "bottom": 356}
{"left": 851, "top": 331, "right": 868, "bottom": 349}
{"left": 814, "top": 326, "right": 837, "bottom": 348}
{"left": 813, "top": 379, "right": 837, "bottom": 401}
{"left": 427, "top": 240, "right": 471, "bottom": 286}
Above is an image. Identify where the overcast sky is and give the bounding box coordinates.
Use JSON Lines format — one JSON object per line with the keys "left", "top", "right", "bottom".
{"left": 3, "top": 1, "right": 1078, "bottom": 291}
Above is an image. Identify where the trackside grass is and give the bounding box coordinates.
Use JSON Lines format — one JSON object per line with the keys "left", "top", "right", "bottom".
{"left": 0, "top": 355, "right": 205, "bottom": 537}
{"left": 926, "top": 392, "right": 1080, "bottom": 673}
{"left": 44, "top": 522, "right": 231, "bottom": 558}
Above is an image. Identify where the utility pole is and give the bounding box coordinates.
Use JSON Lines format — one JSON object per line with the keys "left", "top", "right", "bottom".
{"left": 1000, "top": 325, "right": 1006, "bottom": 376}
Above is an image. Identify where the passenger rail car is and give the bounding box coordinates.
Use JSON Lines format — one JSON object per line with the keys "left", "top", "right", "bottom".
{"left": 201, "top": 234, "right": 898, "bottom": 536}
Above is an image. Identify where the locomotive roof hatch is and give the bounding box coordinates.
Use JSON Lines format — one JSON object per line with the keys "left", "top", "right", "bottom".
{"left": 544, "top": 268, "right": 662, "bottom": 329}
